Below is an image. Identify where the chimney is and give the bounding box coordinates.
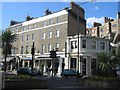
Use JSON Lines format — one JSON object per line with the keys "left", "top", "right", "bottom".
{"left": 45, "top": 9, "right": 52, "bottom": 15}
{"left": 93, "top": 22, "right": 102, "bottom": 27}
{"left": 104, "top": 17, "right": 114, "bottom": 23}
{"left": 117, "top": 12, "right": 120, "bottom": 19}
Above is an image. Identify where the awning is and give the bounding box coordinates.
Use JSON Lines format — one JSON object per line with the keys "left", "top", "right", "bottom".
{"left": 0, "top": 56, "right": 15, "bottom": 62}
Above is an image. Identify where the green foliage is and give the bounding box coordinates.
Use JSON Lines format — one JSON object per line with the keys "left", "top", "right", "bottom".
{"left": 1, "top": 29, "right": 17, "bottom": 71}
{"left": 96, "top": 52, "right": 111, "bottom": 71}
{"left": 5, "top": 75, "right": 36, "bottom": 80}
{"left": 94, "top": 52, "right": 118, "bottom": 77}
{"left": 2, "top": 29, "right": 17, "bottom": 55}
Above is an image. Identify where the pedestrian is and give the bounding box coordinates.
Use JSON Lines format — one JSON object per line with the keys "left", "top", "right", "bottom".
{"left": 47, "top": 68, "right": 51, "bottom": 78}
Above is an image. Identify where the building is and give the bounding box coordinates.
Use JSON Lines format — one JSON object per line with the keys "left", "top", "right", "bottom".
{"left": 6, "top": 2, "right": 86, "bottom": 75}
{"left": 87, "top": 12, "right": 120, "bottom": 41}
{"left": 66, "top": 35, "right": 109, "bottom": 76}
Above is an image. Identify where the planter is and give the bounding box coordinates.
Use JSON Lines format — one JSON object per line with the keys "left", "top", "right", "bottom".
{"left": 4, "top": 79, "right": 47, "bottom": 89}
{"left": 80, "top": 79, "right": 120, "bottom": 88}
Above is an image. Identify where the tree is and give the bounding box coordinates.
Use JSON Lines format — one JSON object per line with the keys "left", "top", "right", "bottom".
{"left": 1, "top": 29, "right": 17, "bottom": 71}
{"left": 95, "top": 52, "right": 118, "bottom": 77}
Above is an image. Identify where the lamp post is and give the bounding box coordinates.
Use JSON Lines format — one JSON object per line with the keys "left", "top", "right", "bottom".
{"left": 76, "top": 0, "right": 95, "bottom": 83}
{"left": 31, "top": 42, "right": 35, "bottom": 74}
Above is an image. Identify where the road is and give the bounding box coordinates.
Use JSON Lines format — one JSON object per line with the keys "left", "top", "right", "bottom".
{"left": 47, "top": 77, "right": 85, "bottom": 90}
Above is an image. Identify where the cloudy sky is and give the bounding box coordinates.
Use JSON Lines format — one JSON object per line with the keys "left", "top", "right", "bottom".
{"left": 1, "top": 1, "right": 119, "bottom": 30}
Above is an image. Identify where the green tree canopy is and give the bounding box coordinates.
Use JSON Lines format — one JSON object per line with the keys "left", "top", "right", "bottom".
{"left": 1, "top": 29, "right": 17, "bottom": 71}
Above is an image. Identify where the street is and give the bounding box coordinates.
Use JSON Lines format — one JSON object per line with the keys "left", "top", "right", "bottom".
{"left": 37, "top": 75, "right": 119, "bottom": 90}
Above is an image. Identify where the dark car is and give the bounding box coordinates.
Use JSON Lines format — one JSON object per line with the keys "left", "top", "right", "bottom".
{"left": 32, "top": 68, "right": 43, "bottom": 76}
{"left": 61, "top": 69, "right": 83, "bottom": 78}
{"left": 17, "top": 67, "right": 31, "bottom": 75}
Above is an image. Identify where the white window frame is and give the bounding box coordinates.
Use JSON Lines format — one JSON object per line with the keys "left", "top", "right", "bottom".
{"left": 43, "top": 21, "right": 46, "bottom": 27}
{"left": 27, "top": 35, "right": 29, "bottom": 42}
{"left": 55, "top": 28, "right": 60, "bottom": 37}
{"left": 48, "top": 31, "right": 52, "bottom": 38}
{"left": 101, "top": 42, "right": 105, "bottom": 50}
{"left": 21, "top": 46, "right": 24, "bottom": 54}
{"left": 32, "top": 34, "right": 35, "bottom": 41}
{"left": 55, "top": 43, "right": 59, "bottom": 49}
{"left": 48, "top": 44, "right": 52, "bottom": 52}
{"left": 49, "top": 19, "right": 52, "bottom": 25}
{"left": 42, "top": 33, "right": 45, "bottom": 39}
{"left": 26, "top": 46, "right": 29, "bottom": 53}
{"left": 23, "top": 26, "right": 25, "bottom": 31}
{"left": 22, "top": 36, "right": 24, "bottom": 42}
{"left": 28, "top": 25, "right": 30, "bottom": 30}
{"left": 33, "top": 23, "right": 36, "bottom": 29}
{"left": 91, "top": 41, "right": 96, "bottom": 49}
{"left": 56, "top": 17, "right": 59, "bottom": 23}
{"left": 42, "top": 44, "right": 45, "bottom": 54}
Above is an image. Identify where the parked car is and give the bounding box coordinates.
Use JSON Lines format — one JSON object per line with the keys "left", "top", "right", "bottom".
{"left": 32, "top": 68, "right": 43, "bottom": 76}
{"left": 17, "top": 67, "right": 31, "bottom": 75}
{"left": 61, "top": 69, "right": 83, "bottom": 78}
{"left": 17, "top": 67, "right": 43, "bottom": 76}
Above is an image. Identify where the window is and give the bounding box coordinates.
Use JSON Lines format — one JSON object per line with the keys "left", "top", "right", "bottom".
{"left": 82, "top": 40, "right": 86, "bottom": 48}
{"left": 43, "top": 21, "right": 46, "bottom": 27}
{"left": 91, "top": 41, "right": 96, "bottom": 49}
{"left": 26, "top": 46, "right": 29, "bottom": 54}
{"left": 49, "top": 19, "right": 52, "bottom": 25}
{"left": 27, "top": 35, "right": 29, "bottom": 41}
{"left": 33, "top": 24, "right": 36, "bottom": 29}
{"left": 101, "top": 29, "right": 103, "bottom": 32}
{"left": 48, "top": 31, "right": 52, "bottom": 38}
{"left": 71, "top": 41, "right": 77, "bottom": 49}
{"left": 42, "top": 33, "right": 45, "bottom": 39}
{"left": 28, "top": 25, "right": 30, "bottom": 30}
{"left": 32, "top": 34, "right": 35, "bottom": 41}
{"left": 11, "top": 29, "right": 14, "bottom": 33}
{"left": 56, "top": 17, "right": 59, "bottom": 23}
{"left": 21, "top": 46, "right": 24, "bottom": 54}
{"left": 55, "top": 28, "right": 60, "bottom": 37}
{"left": 16, "top": 27, "right": 18, "bottom": 32}
{"left": 23, "top": 26, "right": 25, "bottom": 31}
{"left": 42, "top": 44, "right": 45, "bottom": 54}
{"left": 113, "top": 24, "right": 117, "bottom": 28}
{"left": 22, "top": 36, "right": 24, "bottom": 42}
{"left": 48, "top": 44, "right": 52, "bottom": 52}
{"left": 101, "top": 42, "right": 105, "bottom": 50}
{"left": 55, "top": 43, "right": 59, "bottom": 50}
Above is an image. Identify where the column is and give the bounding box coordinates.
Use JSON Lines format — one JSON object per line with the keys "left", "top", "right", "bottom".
{"left": 22, "top": 61, "right": 25, "bottom": 67}
{"left": 17, "top": 58, "right": 19, "bottom": 69}
{"left": 10, "top": 63, "right": 12, "bottom": 71}
{"left": 79, "top": 56, "right": 83, "bottom": 74}
{"left": 43, "top": 61, "right": 47, "bottom": 73}
{"left": 64, "top": 57, "right": 68, "bottom": 69}
{"left": 58, "top": 57, "right": 62, "bottom": 76}
{"left": 28, "top": 61, "right": 29, "bottom": 68}
{"left": 86, "top": 56, "right": 91, "bottom": 76}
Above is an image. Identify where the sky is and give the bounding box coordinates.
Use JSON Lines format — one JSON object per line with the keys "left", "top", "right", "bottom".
{"left": 1, "top": 1, "right": 120, "bottom": 30}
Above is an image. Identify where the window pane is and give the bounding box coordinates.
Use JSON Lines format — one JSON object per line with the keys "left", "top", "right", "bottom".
{"left": 27, "top": 35, "right": 29, "bottom": 41}
{"left": 49, "top": 19, "right": 52, "bottom": 25}
{"left": 48, "top": 31, "right": 52, "bottom": 38}
{"left": 82, "top": 40, "right": 86, "bottom": 48}
{"left": 56, "top": 28, "right": 59, "bottom": 37}
{"left": 91, "top": 41, "right": 96, "bottom": 49}
{"left": 32, "top": 34, "right": 35, "bottom": 41}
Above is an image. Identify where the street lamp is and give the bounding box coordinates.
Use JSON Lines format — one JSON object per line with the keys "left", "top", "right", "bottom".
{"left": 76, "top": 0, "right": 95, "bottom": 83}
